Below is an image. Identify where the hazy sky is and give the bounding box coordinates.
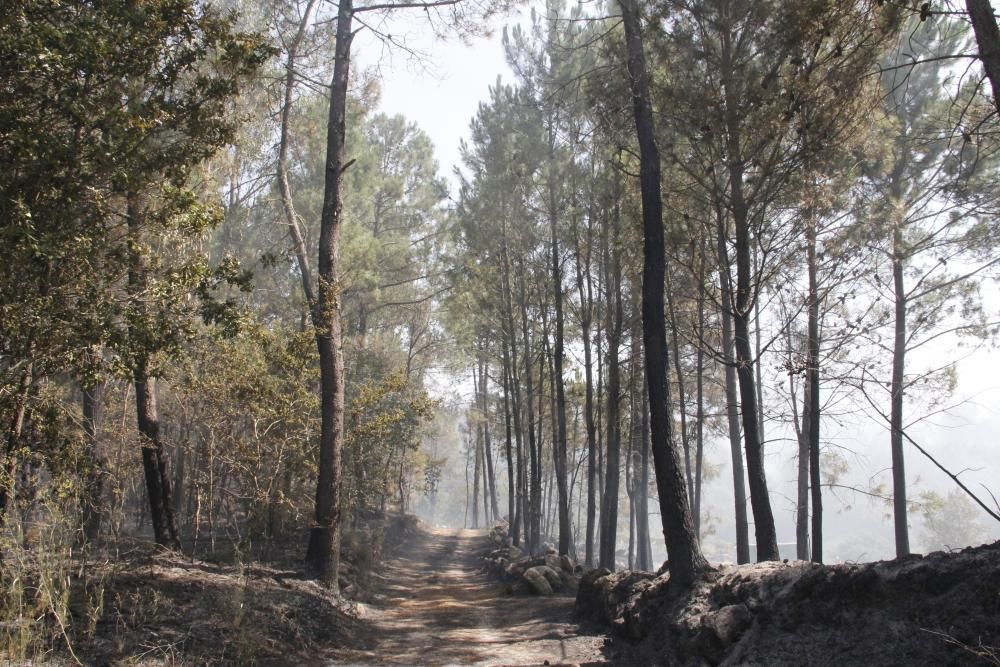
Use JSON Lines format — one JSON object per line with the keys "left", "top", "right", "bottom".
{"left": 352, "top": 8, "right": 530, "bottom": 188}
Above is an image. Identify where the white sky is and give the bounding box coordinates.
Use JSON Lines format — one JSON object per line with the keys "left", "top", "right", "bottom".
{"left": 353, "top": 11, "right": 522, "bottom": 190}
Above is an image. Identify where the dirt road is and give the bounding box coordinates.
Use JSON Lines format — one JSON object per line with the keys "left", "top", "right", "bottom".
{"left": 326, "top": 526, "right": 610, "bottom": 666}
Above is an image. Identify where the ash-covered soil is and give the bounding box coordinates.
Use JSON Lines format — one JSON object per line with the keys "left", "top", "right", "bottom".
{"left": 327, "top": 525, "right": 609, "bottom": 666}
{"left": 578, "top": 540, "right": 1000, "bottom": 666}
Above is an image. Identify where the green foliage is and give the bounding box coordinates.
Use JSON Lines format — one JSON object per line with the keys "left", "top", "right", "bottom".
{"left": 163, "top": 325, "right": 320, "bottom": 539}
{"left": 344, "top": 372, "right": 437, "bottom": 518}
{"left": 0, "top": 0, "right": 270, "bottom": 434}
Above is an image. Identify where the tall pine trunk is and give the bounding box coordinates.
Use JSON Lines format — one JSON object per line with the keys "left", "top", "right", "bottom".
{"left": 620, "top": 0, "right": 707, "bottom": 586}
{"left": 472, "top": 367, "right": 482, "bottom": 529}
{"left": 305, "top": 0, "right": 352, "bottom": 589}
{"left": 549, "top": 146, "right": 572, "bottom": 555}
{"left": 716, "top": 210, "right": 751, "bottom": 564}
{"left": 721, "top": 26, "right": 778, "bottom": 562}
{"left": 694, "top": 241, "right": 707, "bottom": 538}
{"left": 794, "top": 371, "right": 810, "bottom": 561}
{"left": 502, "top": 239, "right": 526, "bottom": 548}
{"left": 517, "top": 266, "right": 541, "bottom": 553}
{"left": 501, "top": 349, "right": 516, "bottom": 530}
{"left": 806, "top": 203, "right": 823, "bottom": 562}
{"left": 665, "top": 266, "right": 694, "bottom": 511}
{"left": 573, "top": 212, "right": 598, "bottom": 566}
{"left": 481, "top": 354, "right": 500, "bottom": 523}
{"left": 599, "top": 198, "right": 623, "bottom": 570}
{"left": 890, "top": 220, "right": 910, "bottom": 557}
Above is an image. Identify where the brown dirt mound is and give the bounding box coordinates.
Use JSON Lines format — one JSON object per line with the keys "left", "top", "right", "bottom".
{"left": 578, "top": 540, "right": 1000, "bottom": 666}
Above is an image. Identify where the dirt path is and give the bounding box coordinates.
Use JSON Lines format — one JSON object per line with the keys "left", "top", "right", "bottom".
{"left": 326, "top": 527, "right": 610, "bottom": 666}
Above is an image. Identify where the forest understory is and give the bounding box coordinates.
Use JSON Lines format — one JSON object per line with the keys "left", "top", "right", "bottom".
{"left": 3, "top": 510, "right": 1000, "bottom": 665}
{"left": 2, "top": 515, "right": 613, "bottom": 666}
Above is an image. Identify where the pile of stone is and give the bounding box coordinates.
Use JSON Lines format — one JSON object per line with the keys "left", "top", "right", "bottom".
{"left": 481, "top": 524, "right": 582, "bottom": 595}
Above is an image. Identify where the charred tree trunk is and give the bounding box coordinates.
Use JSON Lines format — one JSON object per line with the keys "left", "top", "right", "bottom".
{"left": 721, "top": 26, "right": 778, "bottom": 562}
{"left": 128, "top": 194, "right": 180, "bottom": 550}
{"left": 472, "top": 368, "right": 482, "bottom": 529}
{"left": 694, "top": 241, "right": 707, "bottom": 538}
{"left": 890, "top": 221, "right": 910, "bottom": 557}
{"left": 794, "top": 371, "right": 810, "bottom": 561}
{"left": 665, "top": 266, "right": 694, "bottom": 512}
{"left": 599, "top": 197, "right": 624, "bottom": 571}
{"left": 806, "top": 206, "right": 823, "bottom": 563}
{"left": 502, "top": 240, "right": 526, "bottom": 548}
{"left": 481, "top": 354, "right": 500, "bottom": 523}
{"left": 518, "top": 265, "right": 541, "bottom": 553}
{"left": 549, "top": 163, "right": 572, "bottom": 557}
{"left": 620, "top": 0, "right": 707, "bottom": 586}
{"left": 305, "top": 0, "right": 353, "bottom": 590}
{"left": 134, "top": 366, "right": 180, "bottom": 548}
{"left": 501, "top": 349, "right": 516, "bottom": 529}
{"left": 716, "top": 209, "right": 751, "bottom": 564}
{"left": 573, "top": 211, "right": 598, "bottom": 566}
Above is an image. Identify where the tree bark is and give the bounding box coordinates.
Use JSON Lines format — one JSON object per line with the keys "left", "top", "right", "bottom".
{"left": 472, "top": 368, "right": 482, "bottom": 529}
{"left": 806, "top": 205, "right": 823, "bottom": 563}
{"left": 134, "top": 366, "right": 180, "bottom": 548}
{"left": 967, "top": 0, "right": 1000, "bottom": 115}
{"left": 501, "top": 347, "right": 516, "bottom": 530}
{"left": 481, "top": 353, "right": 500, "bottom": 523}
{"left": 665, "top": 266, "right": 694, "bottom": 512}
{"left": 501, "top": 239, "right": 526, "bottom": 547}
{"left": 549, "top": 146, "right": 572, "bottom": 556}
{"left": 794, "top": 372, "right": 810, "bottom": 561}
{"left": 305, "top": 0, "right": 353, "bottom": 590}
{"left": 599, "top": 197, "right": 623, "bottom": 571}
{"left": 890, "top": 221, "right": 910, "bottom": 557}
{"left": 633, "top": 308, "right": 653, "bottom": 571}
{"left": 716, "top": 210, "right": 751, "bottom": 564}
{"left": 721, "top": 25, "right": 779, "bottom": 562}
{"left": 128, "top": 193, "right": 180, "bottom": 550}
{"left": 620, "top": 0, "right": 707, "bottom": 586}
{"left": 517, "top": 264, "right": 541, "bottom": 553}
{"left": 694, "top": 241, "right": 706, "bottom": 539}
{"left": 573, "top": 209, "right": 598, "bottom": 566}
{"left": 277, "top": 0, "right": 319, "bottom": 310}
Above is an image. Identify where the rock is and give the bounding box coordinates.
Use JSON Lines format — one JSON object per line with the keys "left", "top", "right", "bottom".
{"left": 509, "top": 545, "right": 523, "bottom": 561}
{"left": 560, "top": 554, "right": 575, "bottom": 573}
{"left": 708, "top": 604, "right": 752, "bottom": 647}
{"left": 544, "top": 542, "right": 556, "bottom": 555}
{"left": 545, "top": 554, "right": 563, "bottom": 571}
{"left": 524, "top": 566, "right": 554, "bottom": 595}
{"left": 575, "top": 568, "right": 613, "bottom": 622}
{"left": 537, "top": 565, "right": 564, "bottom": 590}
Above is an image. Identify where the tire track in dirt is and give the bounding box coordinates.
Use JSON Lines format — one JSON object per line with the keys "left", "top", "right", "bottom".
{"left": 326, "top": 526, "right": 609, "bottom": 666}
